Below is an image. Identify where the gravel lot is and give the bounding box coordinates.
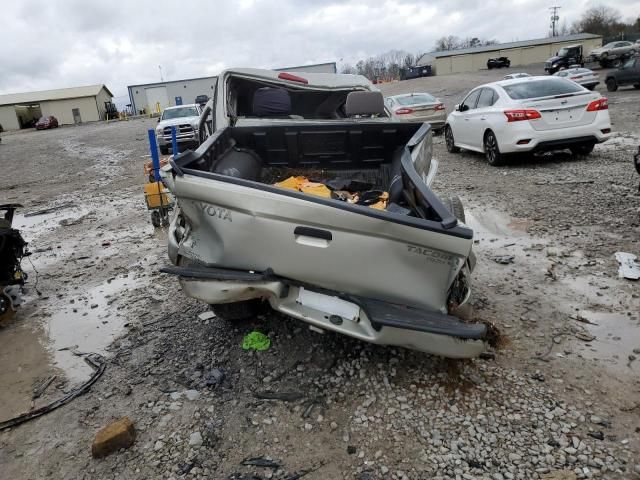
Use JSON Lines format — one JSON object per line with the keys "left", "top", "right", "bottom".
{"left": 0, "top": 64, "right": 639, "bottom": 479}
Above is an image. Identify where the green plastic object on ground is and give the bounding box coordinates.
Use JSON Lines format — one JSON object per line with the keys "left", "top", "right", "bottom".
{"left": 242, "top": 331, "right": 271, "bottom": 351}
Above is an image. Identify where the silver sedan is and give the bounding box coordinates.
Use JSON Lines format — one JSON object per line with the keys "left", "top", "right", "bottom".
{"left": 553, "top": 68, "right": 600, "bottom": 90}
{"left": 385, "top": 93, "right": 446, "bottom": 131}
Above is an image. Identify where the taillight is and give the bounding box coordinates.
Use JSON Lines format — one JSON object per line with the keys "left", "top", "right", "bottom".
{"left": 435, "top": 103, "right": 445, "bottom": 111}
{"left": 504, "top": 109, "right": 542, "bottom": 122}
{"left": 277, "top": 72, "right": 309, "bottom": 84}
{"left": 395, "top": 108, "right": 413, "bottom": 115}
{"left": 586, "top": 98, "right": 608, "bottom": 111}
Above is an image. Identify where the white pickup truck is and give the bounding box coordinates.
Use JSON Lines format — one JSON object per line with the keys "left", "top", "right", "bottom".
{"left": 160, "top": 68, "right": 488, "bottom": 358}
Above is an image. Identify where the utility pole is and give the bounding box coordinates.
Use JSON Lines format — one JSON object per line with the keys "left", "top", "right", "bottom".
{"left": 158, "top": 65, "right": 164, "bottom": 82}
{"left": 549, "top": 6, "right": 561, "bottom": 37}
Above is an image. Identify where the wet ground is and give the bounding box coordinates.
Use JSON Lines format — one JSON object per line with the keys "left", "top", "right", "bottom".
{"left": 0, "top": 65, "right": 639, "bottom": 479}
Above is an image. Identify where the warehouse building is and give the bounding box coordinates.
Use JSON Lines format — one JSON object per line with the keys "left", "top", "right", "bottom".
{"left": 127, "top": 76, "right": 217, "bottom": 116}
{"left": 0, "top": 84, "right": 113, "bottom": 131}
{"left": 416, "top": 33, "right": 602, "bottom": 75}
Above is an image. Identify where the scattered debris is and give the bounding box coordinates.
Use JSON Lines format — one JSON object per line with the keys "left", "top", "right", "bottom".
{"left": 571, "top": 314, "right": 598, "bottom": 325}
{"left": 575, "top": 331, "right": 596, "bottom": 342}
{"left": 241, "top": 457, "right": 281, "bottom": 468}
{"left": 91, "top": 417, "right": 136, "bottom": 458}
{"left": 198, "top": 310, "right": 216, "bottom": 321}
{"left": 24, "top": 202, "right": 76, "bottom": 217}
{"left": 588, "top": 431, "right": 605, "bottom": 440}
{"left": 0, "top": 353, "right": 106, "bottom": 431}
{"left": 242, "top": 331, "right": 271, "bottom": 351}
{"left": 254, "top": 391, "right": 305, "bottom": 402}
{"left": 492, "top": 255, "right": 515, "bottom": 265}
{"left": 542, "top": 470, "right": 577, "bottom": 480}
{"left": 204, "top": 368, "right": 226, "bottom": 387}
{"left": 32, "top": 375, "right": 57, "bottom": 400}
{"left": 615, "top": 252, "right": 640, "bottom": 280}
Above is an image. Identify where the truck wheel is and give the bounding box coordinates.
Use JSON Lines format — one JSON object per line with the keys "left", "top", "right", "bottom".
{"left": 570, "top": 143, "right": 595, "bottom": 156}
{"left": 160, "top": 145, "right": 169, "bottom": 155}
{"left": 211, "top": 300, "right": 262, "bottom": 321}
{"left": 606, "top": 79, "right": 618, "bottom": 92}
{"left": 484, "top": 130, "right": 506, "bottom": 166}
{"left": 445, "top": 125, "right": 460, "bottom": 153}
{"left": 444, "top": 196, "right": 466, "bottom": 223}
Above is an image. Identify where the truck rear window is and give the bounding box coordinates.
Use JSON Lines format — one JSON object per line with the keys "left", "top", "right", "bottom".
{"left": 503, "top": 78, "right": 584, "bottom": 99}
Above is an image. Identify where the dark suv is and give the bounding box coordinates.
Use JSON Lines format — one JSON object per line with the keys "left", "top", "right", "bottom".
{"left": 605, "top": 57, "right": 640, "bottom": 91}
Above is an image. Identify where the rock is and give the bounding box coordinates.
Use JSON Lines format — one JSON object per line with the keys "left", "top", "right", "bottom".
{"left": 188, "top": 431, "right": 203, "bottom": 447}
{"left": 153, "top": 440, "right": 164, "bottom": 451}
{"left": 184, "top": 389, "right": 200, "bottom": 401}
{"left": 542, "top": 470, "right": 577, "bottom": 480}
{"left": 198, "top": 311, "right": 215, "bottom": 321}
{"left": 91, "top": 417, "right": 136, "bottom": 458}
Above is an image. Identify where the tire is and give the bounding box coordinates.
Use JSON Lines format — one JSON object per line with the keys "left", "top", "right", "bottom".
{"left": 484, "top": 130, "right": 505, "bottom": 166}
{"left": 211, "top": 300, "right": 262, "bottom": 321}
{"left": 444, "top": 125, "right": 460, "bottom": 153}
{"left": 612, "top": 59, "right": 622, "bottom": 68}
{"left": 570, "top": 143, "right": 595, "bottom": 156}
{"left": 159, "top": 145, "right": 169, "bottom": 155}
{"left": 606, "top": 78, "right": 618, "bottom": 92}
{"left": 444, "top": 195, "right": 466, "bottom": 223}
{"left": 150, "top": 210, "right": 162, "bottom": 227}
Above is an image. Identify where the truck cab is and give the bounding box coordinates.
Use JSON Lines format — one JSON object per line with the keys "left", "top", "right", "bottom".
{"left": 545, "top": 44, "right": 584, "bottom": 74}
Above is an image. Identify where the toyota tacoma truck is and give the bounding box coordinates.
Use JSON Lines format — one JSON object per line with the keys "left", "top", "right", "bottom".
{"left": 160, "top": 68, "right": 487, "bottom": 358}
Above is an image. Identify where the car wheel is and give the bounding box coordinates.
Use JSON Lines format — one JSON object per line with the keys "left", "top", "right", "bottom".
{"left": 444, "top": 195, "right": 466, "bottom": 223}
{"left": 570, "top": 143, "right": 595, "bottom": 156}
{"left": 484, "top": 130, "right": 505, "bottom": 166}
{"left": 606, "top": 78, "right": 618, "bottom": 92}
{"left": 159, "top": 145, "right": 169, "bottom": 155}
{"left": 445, "top": 125, "right": 460, "bottom": 153}
{"left": 211, "top": 300, "right": 263, "bottom": 321}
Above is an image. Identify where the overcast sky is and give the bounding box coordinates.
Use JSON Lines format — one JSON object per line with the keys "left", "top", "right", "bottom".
{"left": 2, "top": 0, "right": 639, "bottom": 106}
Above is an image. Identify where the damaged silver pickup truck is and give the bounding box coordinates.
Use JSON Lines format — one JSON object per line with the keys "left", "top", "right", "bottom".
{"left": 161, "top": 68, "right": 488, "bottom": 358}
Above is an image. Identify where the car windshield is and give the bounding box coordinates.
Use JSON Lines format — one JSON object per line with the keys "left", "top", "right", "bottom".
{"left": 558, "top": 48, "right": 570, "bottom": 56}
{"left": 503, "top": 78, "right": 584, "bottom": 99}
{"left": 162, "top": 106, "right": 198, "bottom": 120}
{"left": 396, "top": 94, "right": 436, "bottom": 105}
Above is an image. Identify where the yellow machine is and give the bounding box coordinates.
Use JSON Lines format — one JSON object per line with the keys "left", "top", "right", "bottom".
{"left": 143, "top": 160, "right": 174, "bottom": 227}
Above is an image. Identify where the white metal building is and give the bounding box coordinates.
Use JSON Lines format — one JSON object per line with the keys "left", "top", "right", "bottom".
{"left": 127, "top": 76, "right": 218, "bottom": 116}
{"left": 0, "top": 85, "right": 113, "bottom": 131}
{"left": 274, "top": 62, "right": 337, "bottom": 74}
{"left": 416, "top": 33, "right": 603, "bottom": 75}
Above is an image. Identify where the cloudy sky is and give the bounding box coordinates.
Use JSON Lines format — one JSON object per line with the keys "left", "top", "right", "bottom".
{"left": 2, "top": 0, "right": 639, "bottom": 106}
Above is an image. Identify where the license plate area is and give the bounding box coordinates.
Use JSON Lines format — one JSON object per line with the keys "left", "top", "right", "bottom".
{"left": 296, "top": 288, "right": 360, "bottom": 322}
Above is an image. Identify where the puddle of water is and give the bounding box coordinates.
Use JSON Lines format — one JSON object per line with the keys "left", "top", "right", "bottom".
{"left": 13, "top": 205, "right": 90, "bottom": 238}
{"left": 573, "top": 310, "right": 640, "bottom": 373}
{"left": 44, "top": 275, "right": 146, "bottom": 382}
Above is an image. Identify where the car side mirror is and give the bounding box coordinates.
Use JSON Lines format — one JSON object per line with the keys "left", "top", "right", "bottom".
{"left": 454, "top": 104, "right": 460, "bottom": 112}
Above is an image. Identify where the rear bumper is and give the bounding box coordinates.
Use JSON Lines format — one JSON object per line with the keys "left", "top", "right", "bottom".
{"left": 161, "top": 265, "right": 486, "bottom": 358}
{"left": 499, "top": 116, "right": 612, "bottom": 153}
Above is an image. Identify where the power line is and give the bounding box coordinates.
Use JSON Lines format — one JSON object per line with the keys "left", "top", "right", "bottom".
{"left": 549, "top": 6, "right": 561, "bottom": 37}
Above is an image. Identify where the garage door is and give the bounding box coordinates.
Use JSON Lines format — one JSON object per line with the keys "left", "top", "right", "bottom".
{"left": 145, "top": 87, "right": 169, "bottom": 114}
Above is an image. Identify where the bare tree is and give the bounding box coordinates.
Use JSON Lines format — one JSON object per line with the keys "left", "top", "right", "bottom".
{"left": 340, "top": 63, "right": 357, "bottom": 74}
{"left": 571, "top": 5, "right": 623, "bottom": 36}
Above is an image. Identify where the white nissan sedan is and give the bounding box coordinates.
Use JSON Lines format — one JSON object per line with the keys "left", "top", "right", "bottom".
{"left": 444, "top": 76, "right": 611, "bottom": 166}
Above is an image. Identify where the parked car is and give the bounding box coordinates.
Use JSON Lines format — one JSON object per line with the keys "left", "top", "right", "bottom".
{"left": 553, "top": 67, "right": 599, "bottom": 90}
{"left": 503, "top": 73, "right": 530, "bottom": 80}
{"left": 605, "top": 57, "right": 640, "bottom": 91}
{"left": 545, "top": 44, "right": 584, "bottom": 74}
{"left": 487, "top": 57, "right": 510, "bottom": 69}
{"left": 444, "top": 76, "right": 611, "bottom": 166}
{"left": 589, "top": 41, "right": 637, "bottom": 67}
{"left": 34, "top": 116, "right": 59, "bottom": 130}
{"left": 385, "top": 93, "right": 446, "bottom": 131}
{"left": 160, "top": 68, "right": 488, "bottom": 359}
{"left": 155, "top": 104, "right": 202, "bottom": 155}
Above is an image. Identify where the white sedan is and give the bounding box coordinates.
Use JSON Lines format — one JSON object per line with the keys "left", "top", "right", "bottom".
{"left": 444, "top": 76, "right": 611, "bottom": 166}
